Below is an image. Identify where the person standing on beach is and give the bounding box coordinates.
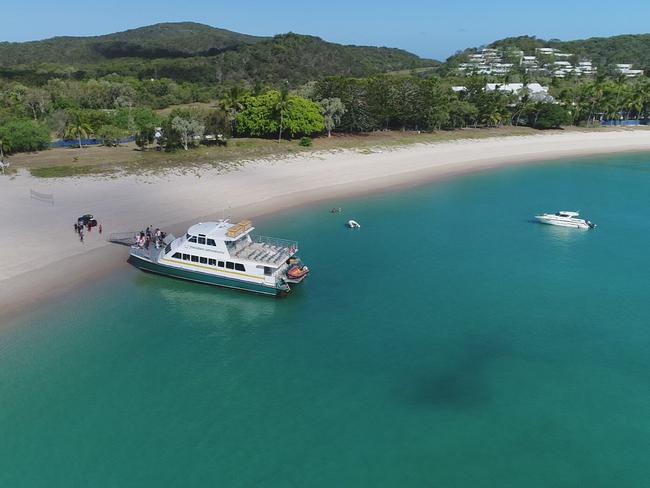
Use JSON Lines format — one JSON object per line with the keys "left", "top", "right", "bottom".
{"left": 99, "top": 224, "right": 103, "bottom": 235}
{"left": 80, "top": 229, "right": 84, "bottom": 242}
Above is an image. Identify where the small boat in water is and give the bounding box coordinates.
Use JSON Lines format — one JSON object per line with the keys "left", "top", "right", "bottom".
{"left": 347, "top": 220, "right": 361, "bottom": 229}
{"left": 535, "top": 211, "right": 596, "bottom": 229}
{"left": 286, "top": 264, "right": 310, "bottom": 283}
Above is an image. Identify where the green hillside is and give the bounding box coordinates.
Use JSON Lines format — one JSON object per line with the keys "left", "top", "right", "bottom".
{"left": 558, "top": 34, "right": 650, "bottom": 68}
{"left": 0, "top": 22, "right": 264, "bottom": 65}
{"left": 0, "top": 23, "right": 436, "bottom": 85}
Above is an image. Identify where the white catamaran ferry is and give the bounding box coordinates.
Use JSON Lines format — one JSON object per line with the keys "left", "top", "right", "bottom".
{"left": 127, "top": 220, "right": 309, "bottom": 296}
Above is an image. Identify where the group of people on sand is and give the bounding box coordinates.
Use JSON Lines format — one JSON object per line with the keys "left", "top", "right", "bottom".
{"left": 136, "top": 226, "right": 166, "bottom": 250}
{"left": 73, "top": 220, "right": 102, "bottom": 243}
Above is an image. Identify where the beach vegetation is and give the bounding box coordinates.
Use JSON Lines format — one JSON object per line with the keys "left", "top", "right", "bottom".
{"left": 319, "top": 98, "right": 346, "bottom": 137}
{"left": 0, "top": 119, "right": 50, "bottom": 153}
{"left": 170, "top": 115, "right": 205, "bottom": 150}
{"left": 135, "top": 126, "right": 157, "bottom": 151}
{"left": 276, "top": 84, "right": 290, "bottom": 142}
{"left": 236, "top": 91, "right": 325, "bottom": 139}
{"left": 64, "top": 111, "right": 94, "bottom": 148}
{"left": 218, "top": 85, "right": 247, "bottom": 136}
{"left": 529, "top": 103, "right": 571, "bottom": 129}
{"left": 97, "top": 125, "right": 126, "bottom": 146}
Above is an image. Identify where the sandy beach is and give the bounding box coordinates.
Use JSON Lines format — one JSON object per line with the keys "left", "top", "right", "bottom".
{"left": 2, "top": 129, "right": 650, "bottom": 319}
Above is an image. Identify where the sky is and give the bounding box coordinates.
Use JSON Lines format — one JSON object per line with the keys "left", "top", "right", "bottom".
{"left": 2, "top": 0, "right": 650, "bottom": 60}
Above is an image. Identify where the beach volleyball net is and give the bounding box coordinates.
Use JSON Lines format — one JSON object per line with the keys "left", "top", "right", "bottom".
{"left": 30, "top": 189, "right": 54, "bottom": 205}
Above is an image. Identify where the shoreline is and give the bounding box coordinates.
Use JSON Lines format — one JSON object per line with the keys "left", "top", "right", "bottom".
{"left": 2, "top": 130, "right": 650, "bottom": 321}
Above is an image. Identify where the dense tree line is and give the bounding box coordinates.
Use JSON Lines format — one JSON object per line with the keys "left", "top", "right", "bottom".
{"left": 4, "top": 67, "right": 650, "bottom": 155}
{"left": 312, "top": 74, "right": 560, "bottom": 131}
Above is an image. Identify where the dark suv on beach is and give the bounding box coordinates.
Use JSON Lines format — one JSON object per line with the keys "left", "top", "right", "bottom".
{"left": 78, "top": 214, "right": 98, "bottom": 227}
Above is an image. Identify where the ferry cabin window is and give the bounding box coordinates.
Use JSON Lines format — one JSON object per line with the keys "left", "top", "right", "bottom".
{"left": 264, "top": 266, "right": 273, "bottom": 276}
{"left": 183, "top": 254, "right": 190, "bottom": 261}
{"left": 218, "top": 261, "right": 225, "bottom": 268}
{"left": 198, "top": 236, "right": 206, "bottom": 245}
{"left": 200, "top": 257, "right": 208, "bottom": 264}
{"left": 226, "top": 262, "right": 235, "bottom": 270}
{"left": 191, "top": 255, "right": 199, "bottom": 263}
{"left": 173, "top": 252, "right": 181, "bottom": 259}
{"left": 235, "top": 263, "right": 245, "bottom": 272}
{"left": 208, "top": 259, "right": 216, "bottom": 266}
{"left": 188, "top": 236, "right": 197, "bottom": 243}
{"left": 207, "top": 239, "right": 216, "bottom": 246}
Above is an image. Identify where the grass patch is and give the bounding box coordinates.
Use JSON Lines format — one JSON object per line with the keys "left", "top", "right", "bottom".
{"left": 29, "top": 165, "right": 117, "bottom": 178}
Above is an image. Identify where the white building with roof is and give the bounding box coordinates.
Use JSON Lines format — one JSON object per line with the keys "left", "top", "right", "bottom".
{"left": 615, "top": 63, "right": 644, "bottom": 77}
{"left": 485, "top": 82, "right": 553, "bottom": 101}
{"left": 535, "top": 47, "right": 559, "bottom": 55}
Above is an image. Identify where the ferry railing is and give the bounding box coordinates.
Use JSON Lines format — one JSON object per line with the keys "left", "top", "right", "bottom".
{"left": 252, "top": 235, "right": 298, "bottom": 252}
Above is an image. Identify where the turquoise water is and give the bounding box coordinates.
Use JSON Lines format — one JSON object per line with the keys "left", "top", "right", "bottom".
{"left": 2, "top": 154, "right": 650, "bottom": 487}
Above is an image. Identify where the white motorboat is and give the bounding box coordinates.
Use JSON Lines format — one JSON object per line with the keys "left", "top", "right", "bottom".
{"left": 535, "top": 211, "right": 596, "bottom": 229}
{"left": 347, "top": 220, "right": 361, "bottom": 229}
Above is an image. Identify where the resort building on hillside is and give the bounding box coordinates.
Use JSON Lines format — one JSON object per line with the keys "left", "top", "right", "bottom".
{"left": 535, "top": 47, "right": 560, "bottom": 55}
{"left": 456, "top": 45, "right": 643, "bottom": 80}
{"left": 454, "top": 46, "right": 641, "bottom": 79}
{"left": 452, "top": 83, "right": 554, "bottom": 103}
{"left": 577, "top": 61, "right": 597, "bottom": 75}
{"left": 485, "top": 82, "right": 554, "bottom": 102}
{"left": 615, "top": 63, "right": 644, "bottom": 77}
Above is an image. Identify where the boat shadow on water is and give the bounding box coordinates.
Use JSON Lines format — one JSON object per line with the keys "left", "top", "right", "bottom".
{"left": 132, "top": 271, "right": 287, "bottom": 327}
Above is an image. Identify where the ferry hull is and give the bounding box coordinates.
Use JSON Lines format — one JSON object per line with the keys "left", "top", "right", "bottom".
{"left": 129, "top": 255, "right": 285, "bottom": 296}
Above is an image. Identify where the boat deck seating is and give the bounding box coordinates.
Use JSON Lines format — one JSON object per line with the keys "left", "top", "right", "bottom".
{"left": 235, "top": 242, "right": 290, "bottom": 265}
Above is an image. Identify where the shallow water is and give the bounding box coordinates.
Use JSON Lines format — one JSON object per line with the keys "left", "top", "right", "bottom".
{"left": 2, "top": 153, "right": 650, "bottom": 487}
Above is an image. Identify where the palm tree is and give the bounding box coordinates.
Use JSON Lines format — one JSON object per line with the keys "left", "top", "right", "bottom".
{"left": 632, "top": 79, "right": 650, "bottom": 121}
{"left": 276, "top": 84, "right": 290, "bottom": 143}
{"left": 513, "top": 85, "right": 532, "bottom": 126}
{"left": 613, "top": 73, "right": 628, "bottom": 120}
{"left": 625, "top": 94, "right": 641, "bottom": 120}
{"left": 64, "top": 112, "right": 93, "bottom": 149}
{"left": 587, "top": 75, "right": 606, "bottom": 125}
{"left": 219, "top": 85, "right": 246, "bottom": 136}
{"left": 219, "top": 87, "right": 244, "bottom": 134}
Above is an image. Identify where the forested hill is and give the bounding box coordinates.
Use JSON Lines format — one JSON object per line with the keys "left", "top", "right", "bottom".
{"left": 448, "top": 33, "right": 650, "bottom": 69}
{"left": 0, "top": 23, "right": 436, "bottom": 85}
{"left": 0, "top": 22, "right": 265, "bottom": 64}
